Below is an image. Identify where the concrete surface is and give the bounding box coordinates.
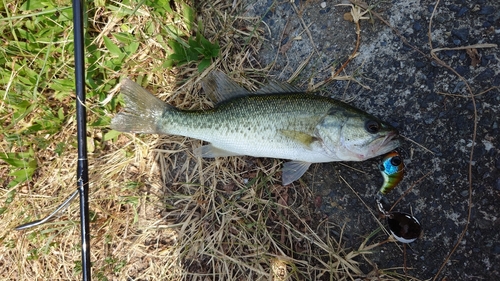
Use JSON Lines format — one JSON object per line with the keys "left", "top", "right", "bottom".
{"left": 244, "top": 0, "right": 499, "bottom": 279}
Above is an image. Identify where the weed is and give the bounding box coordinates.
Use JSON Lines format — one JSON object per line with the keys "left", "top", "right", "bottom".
{"left": 166, "top": 32, "right": 220, "bottom": 72}
{"left": 148, "top": 0, "right": 220, "bottom": 72}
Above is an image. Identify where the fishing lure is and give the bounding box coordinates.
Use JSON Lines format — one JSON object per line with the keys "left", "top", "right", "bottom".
{"left": 386, "top": 211, "right": 422, "bottom": 243}
{"left": 376, "top": 152, "right": 420, "bottom": 244}
{"left": 376, "top": 198, "right": 421, "bottom": 244}
{"left": 379, "top": 151, "right": 404, "bottom": 194}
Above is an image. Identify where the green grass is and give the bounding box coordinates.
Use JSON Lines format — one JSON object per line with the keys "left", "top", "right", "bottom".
{"left": 1, "top": 1, "right": 76, "bottom": 216}
{"left": 0, "top": 0, "right": 219, "bottom": 192}
{"left": 1, "top": 0, "right": 224, "bottom": 279}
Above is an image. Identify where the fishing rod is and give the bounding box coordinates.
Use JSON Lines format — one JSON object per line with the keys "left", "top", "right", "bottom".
{"left": 15, "top": 0, "right": 91, "bottom": 280}
{"left": 73, "top": 0, "right": 92, "bottom": 279}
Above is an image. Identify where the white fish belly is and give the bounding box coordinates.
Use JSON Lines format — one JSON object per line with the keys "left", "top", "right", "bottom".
{"left": 175, "top": 124, "right": 336, "bottom": 163}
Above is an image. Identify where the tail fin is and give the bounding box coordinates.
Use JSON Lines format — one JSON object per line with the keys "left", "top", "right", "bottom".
{"left": 111, "top": 78, "right": 172, "bottom": 134}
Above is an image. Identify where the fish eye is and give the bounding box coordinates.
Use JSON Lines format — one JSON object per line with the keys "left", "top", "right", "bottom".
{"left": 365, "top": 120, "right": 381, "bottom": 134}
{"left": 390, "top": 156, "right": 402, "bottom": 166}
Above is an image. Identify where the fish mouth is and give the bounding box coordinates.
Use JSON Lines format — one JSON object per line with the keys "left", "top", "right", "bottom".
{"left": 375, "top": 131, "right": 400, "bottom": 154}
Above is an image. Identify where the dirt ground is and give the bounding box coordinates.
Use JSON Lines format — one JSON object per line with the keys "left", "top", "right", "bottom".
{"left": 242, "top": 0, "right": 499, "bottom": 280}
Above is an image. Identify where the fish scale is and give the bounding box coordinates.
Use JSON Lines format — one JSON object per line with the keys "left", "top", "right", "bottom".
{"left": 161, "top": 94, "right": 330, "bottom": 160}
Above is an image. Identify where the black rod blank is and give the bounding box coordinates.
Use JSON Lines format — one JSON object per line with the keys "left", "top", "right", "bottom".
{"left": 72, "top": 0, "right": 92, "bottom": 280}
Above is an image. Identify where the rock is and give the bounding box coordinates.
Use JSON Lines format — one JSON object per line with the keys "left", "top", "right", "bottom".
{"left": 415, "top": 61, "right": 426, "bottom": 68}
{"left": 451, "top": 28, "right": 469, "bottom": 42}
{"left": 452, "top": 81, "right": 465, "bottom": 93}
{"left": 457, "top": 7, "right": 469, "bottom": 17}
{"left": 477, "top": 68, "right": 494, "bottom": 80}
{"left": 482, "top": 21, "right": 492, "bottom": 28}
{"left": 413, "top": 21, "right": 422, "bottom": 31}
{"left": 478, "top": 6, "right": 495, "bottom": 15}
{"left": 455, "top": 65, "right": 469, "bottom": 76}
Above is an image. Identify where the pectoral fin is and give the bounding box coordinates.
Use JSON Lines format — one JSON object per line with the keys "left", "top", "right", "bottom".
{"left": 194, "top": 144, "right": 243, "bottom": 158}
{"left": 282, "top": 161, "right": 311, "bottom": 185}
{"left": 280, "top": 130, "right": 317, "bottom": 148}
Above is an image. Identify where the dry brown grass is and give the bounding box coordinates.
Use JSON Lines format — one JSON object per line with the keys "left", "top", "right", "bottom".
{"left": 0, "top": 1, "right": 423, "bottom": 280}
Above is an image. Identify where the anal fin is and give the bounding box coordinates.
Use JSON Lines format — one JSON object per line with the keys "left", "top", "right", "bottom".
{"left": 194, "top": 144, "right": 243, "bottom": 158}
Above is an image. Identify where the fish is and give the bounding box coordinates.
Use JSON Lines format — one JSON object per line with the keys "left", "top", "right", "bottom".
{"left": 111, "top": 71, "right": 400, "bottom": 185}
{"left": 378, "top": 151, "right": 404, "bottom": 194}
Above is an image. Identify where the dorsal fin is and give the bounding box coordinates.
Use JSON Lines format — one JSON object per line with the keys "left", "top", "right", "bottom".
{"left": 255, "top": 81, "right": 302, "bottom": 94}
{"left": 201, "top": 71, "right": 250, "bottom": 103}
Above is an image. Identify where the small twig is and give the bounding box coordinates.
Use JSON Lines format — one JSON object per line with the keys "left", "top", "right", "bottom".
{"left": 437, "top": 86, "right": 498, "bottom": 98}
{"left": 291, "top": 1, "right": 319, "bottom": 54}
{"left": 333, "top": 3, "right": 369, "bottom": 78}
{"left": 400, "top": 134, "right": 435, "bottom": 155}
{"left": 389, "top": 171, "right": 432, "bottom": 213}
{"left": 427, "top": 1, "right": 481, "bottom": 280}
{"left": 337, "top": 174, "right": 384, "bottom": 230}
{"left": 431, "top": 43, "right": 497, "bottom": 54}
{"left": 312, "top": 3, "right": 370, "bottom": 91}
{"left": 352, "top": 1, "right": 430, "bottom": 58}
{"left": 287, "top": 51, "right": 314, "bottom": 83}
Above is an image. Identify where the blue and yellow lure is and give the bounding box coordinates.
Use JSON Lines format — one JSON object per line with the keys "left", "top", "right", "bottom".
{"left": 379, "top": 151, "right": 404, "bottom": 194}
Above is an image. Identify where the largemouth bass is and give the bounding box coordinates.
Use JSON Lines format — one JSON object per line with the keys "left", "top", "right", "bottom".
{"left": 111, "top": 71, "right": 400, "bottom": 185}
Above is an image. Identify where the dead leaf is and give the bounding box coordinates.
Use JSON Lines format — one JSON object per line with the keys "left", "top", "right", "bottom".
{"left": 280, "top": 39, "right": 293, "bottom": 54}
{"left": 344, "top": 12, "right": 354, "bottom": 22}
{"left": 466, "top": 48, "right": 480, "bottom": 67}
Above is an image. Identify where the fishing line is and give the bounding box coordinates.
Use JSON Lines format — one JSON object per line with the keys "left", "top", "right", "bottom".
{"left": 15, "top": 190, "right": 79, "bottom": 231}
